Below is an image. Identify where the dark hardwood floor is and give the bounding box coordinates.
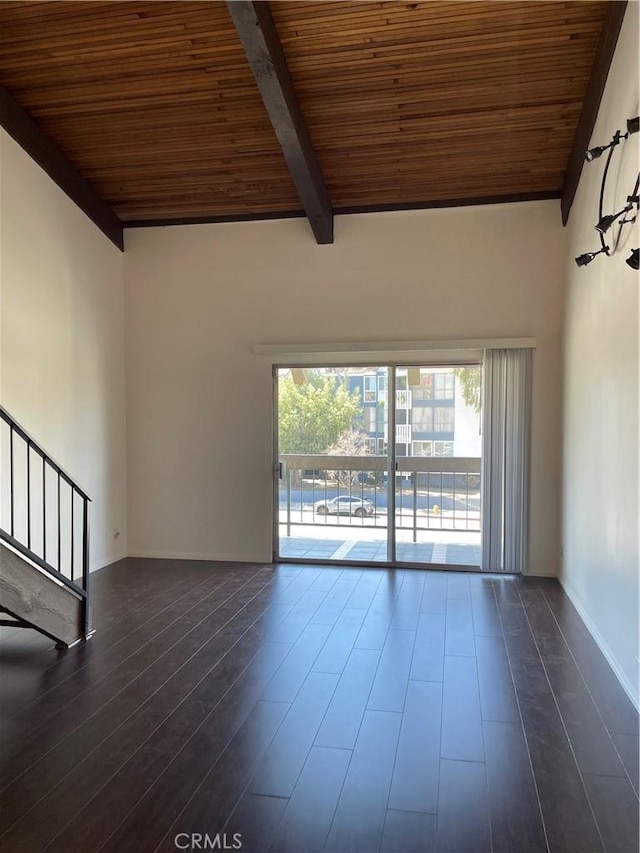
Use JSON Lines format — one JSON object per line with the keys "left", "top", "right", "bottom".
{"left": 0, "top": 559, "right": 637, "bottom": 853}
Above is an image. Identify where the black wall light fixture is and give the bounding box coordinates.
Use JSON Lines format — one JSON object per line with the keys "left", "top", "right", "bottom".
{"left": 626, "top": 248, "right": 640, "bottom": 270}
{"left": 575, "top": 247, "right": 610, "bottom": 267}
{"left": 575, "top": 116, "right": 639, "bottom": 269}
{"left": 595, "top": 200, "right": 635, "bottom": 234}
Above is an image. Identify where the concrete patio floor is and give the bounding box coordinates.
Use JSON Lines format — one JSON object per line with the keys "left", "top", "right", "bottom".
{"left": 278, "top": 523, "right": 481, "bottom": 566}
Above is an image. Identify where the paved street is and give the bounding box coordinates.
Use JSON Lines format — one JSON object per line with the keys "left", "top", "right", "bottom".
{"left": 279, "top": 483, "right": 480, "bottom": 514}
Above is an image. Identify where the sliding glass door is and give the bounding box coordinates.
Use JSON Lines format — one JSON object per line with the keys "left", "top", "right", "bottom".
{"left": 393, "top": 365, "right": 482, "bottom": 567}
{"left": 274, "top": 363, "right": 482, "bottom": 568}
{"left": 275, "top": 366, "right": 391, "bottom": 563}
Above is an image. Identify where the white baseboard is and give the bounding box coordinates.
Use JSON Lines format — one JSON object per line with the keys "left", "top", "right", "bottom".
{"left": 93, "top": 549, "right": 128, "bottom": 572}
{"left": 559, "top": 578, "right": 639, "bottom": 711}
{"left": 127, "top": 549, "right": 272, "bottom": 565}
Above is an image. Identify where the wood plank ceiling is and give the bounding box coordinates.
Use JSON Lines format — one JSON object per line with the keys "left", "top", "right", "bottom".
{"left": 0, "top": 0, "right": 609, "bottom": 229}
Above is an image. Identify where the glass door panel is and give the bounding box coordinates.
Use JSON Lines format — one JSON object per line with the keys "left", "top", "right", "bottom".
{"left": 276, "top": 366, "right": 391, "bottom": 562}
{"left": 394, "top": 365, "right": 482, "bottom": 567}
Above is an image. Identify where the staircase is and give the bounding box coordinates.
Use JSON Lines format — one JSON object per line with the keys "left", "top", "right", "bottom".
{"left": 0, "top": 406, "right": 92, "bottom": 647}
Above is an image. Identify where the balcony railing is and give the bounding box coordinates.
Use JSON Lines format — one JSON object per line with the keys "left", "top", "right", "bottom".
{"left": 278, "top": 454, "right": 480, "bottom": 540}
{"left": 396, "top": 389, "right": 412, "bottom": 408}
{"left": 395, "top": 424, "right": 412, "bottom": 444}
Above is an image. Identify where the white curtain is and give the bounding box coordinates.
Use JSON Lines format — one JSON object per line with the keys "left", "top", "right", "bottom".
{"left": 481, "top": 348, "right": 533, "bottom": 573}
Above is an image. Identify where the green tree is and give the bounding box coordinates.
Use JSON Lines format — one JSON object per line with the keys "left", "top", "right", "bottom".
{"left": 453, "top": 366, "right": 482, "bottom": 414}
{"left": 278, "top": 372, "right": 361, "bottom": 454}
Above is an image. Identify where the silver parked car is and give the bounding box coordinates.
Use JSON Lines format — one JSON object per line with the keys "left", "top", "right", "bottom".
{"left": 314, "top": 496, "right": 374, "bottom": 518}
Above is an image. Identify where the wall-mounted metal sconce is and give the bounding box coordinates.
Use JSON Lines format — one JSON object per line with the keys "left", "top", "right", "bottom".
{"left": 626, "top": 249, "right": 639, "bottom": 270}
{"left": 575, "top": 116, "right": 639, "bottom": 270}
{"left": 595, "top": 205, "right": 633, "bottom": 234}
{"left": 585, "top": 130, "right": 623, "bottom": 163}
{"left": 575, "top": 246, "right": 610, "bottom": 267}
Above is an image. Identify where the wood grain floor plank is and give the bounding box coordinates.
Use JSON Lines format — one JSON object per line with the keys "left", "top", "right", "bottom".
{"left": 490, "top": 577, "right": 523, "bottom": 605}
{"left": 611, "top": 732, "right": 639, "bottom": 795}
{"left": 390, "top": 581, "right": 423, "bottom": 631}
{"left": 545, "top": 657, "right": 627, "bottom": 778}
{"left": 314, "top": 647, "right": 381, "bottom": 751}
{"left": 470, "top": 580, "right": 503, "bottom": 637}
{"left": 260, "top": 622, "right": 333, "bottom": 703}
{"left": 484, "top": 720, "right": 547, "bottom": 853}
{"left": 224, "top": 794, "right": 288, "bottom": 853}
{"left": 388, "top": 680, "right": 442, "bottom": 814}
{"left": 270, "top": 746, "right": 351, "bottom": 852}
{"left": 420, "top": 572, "right": 447, "bottom": 614}
{"left": 446, "top": 572, "right": 471, "bottom": 600}
{"left": 496, "top": 600, "right": 533, "bottom": 636}
{"left": 250, "top": 671, "right": 340, "bottom": 798}
{"left": 268, "top": 589, "right": 331, "bottom": 644}
{"left": 475, "top": 634, "right": 520, "bottom": 723}
{"left": 435, "top": 759, "right": 491, "bottom": 853}
{"left": 367, "top": 628, "right": 415, "bottom": 713}
{"left": 344, "top": 569, "right": 385, "bottom": 610}
{"left": 409, "top": 612, "right": 445, "bottom": 682}
{"left": 441, "top": 655, "right": 484, "bottom": 762}
{"left": 444, "top": 597, "right": 476, "bottom": 657}
{"left": 312, "top": 609, "right": 366, "bottom": 674}
{"left": 310, "top": 578, "right": 359, "bottom": 626}
{"left": 353, "top": 593, "right": 397, "bottom": 650}
{"left": 509, "top": 657, "right": 604, "bottom": 853}
{"left": 0, "top": 633, "right": 63, "bottom": 718}
{"left": 309, "top": 567, "right": 345, "bottom": 592}
{"left": 324, "top": 709, "right": 401, "bottom": 852}
{"left": 582, "top": 773, "right": 640, "bottom": 853}
{"left": 380, "top": 809, "right": 437, "bottom": 852}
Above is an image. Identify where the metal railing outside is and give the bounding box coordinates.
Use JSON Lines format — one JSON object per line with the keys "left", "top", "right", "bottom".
{"left": 279, "top": 454, "right": 480, "bottom": 542}
{"left": 0, "top": 406, "right": 91, "bottom": 637}
{"left": 395, "top": 424, "right": 412, "bottom": 444}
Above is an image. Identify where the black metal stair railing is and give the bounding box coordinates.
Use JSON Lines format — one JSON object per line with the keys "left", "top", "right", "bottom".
{"left": 0, "top": 405, "right": 91, "bottom": 638}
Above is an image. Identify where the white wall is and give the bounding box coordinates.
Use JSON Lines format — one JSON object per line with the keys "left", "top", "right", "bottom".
{"left": 562, "top": 4, "right": 639, "bottom": 704}
{"left": 0, "top": 130, "right": 127, "bottom": 570}
{"left": 124, "top": 201, "right": 567, "bottom": 573}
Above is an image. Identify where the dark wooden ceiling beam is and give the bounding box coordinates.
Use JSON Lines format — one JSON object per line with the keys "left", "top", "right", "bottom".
{"left": 0, "top": 86, "right": 123, "bottom": 251}
{"left": 226, "top": 1, "right": 333, "bottom": 244}
{"left": 561, "top": 1, "right": 628, "bottom": 226}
